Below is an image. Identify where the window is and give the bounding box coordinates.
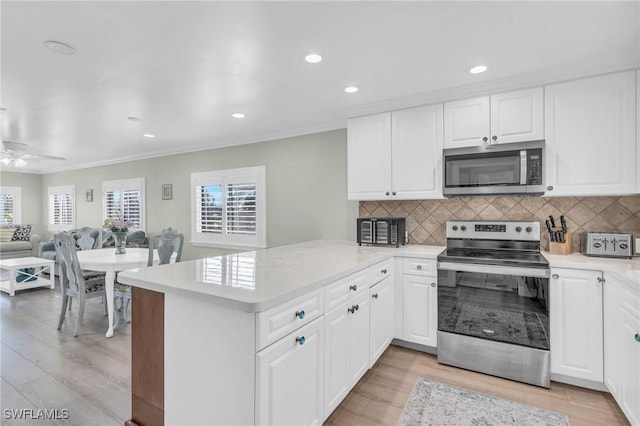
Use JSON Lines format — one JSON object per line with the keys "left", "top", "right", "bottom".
{"left": 0, "top": 186, "right": 22, "bottom": 226}
{"left": 48, "top": 185, "right": 75, "bottom": 230}
{"left": 191, "top": 166, "right": 266, "bottom": 248}
{"left": 103, "top": 178, "right": 145, "bottom": 230}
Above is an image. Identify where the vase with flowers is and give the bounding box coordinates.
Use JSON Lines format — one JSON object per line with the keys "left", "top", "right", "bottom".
{"left": 103, "top": 218, "right": 134, "bottom": 254}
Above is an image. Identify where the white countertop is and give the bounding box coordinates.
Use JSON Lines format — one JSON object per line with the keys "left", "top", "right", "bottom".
{"left": 117, "top": 240, "right": 445, "bottom": 313}
{"left": 543, "top": 251, "right": 640, "bottom": 286}
{"left": 117, "top": 239, "right": 639, "bottom": 313}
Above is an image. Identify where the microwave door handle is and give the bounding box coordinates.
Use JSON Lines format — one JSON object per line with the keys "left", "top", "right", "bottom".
{"left": 520, "top": 150, "right": 527, "bottom": 185}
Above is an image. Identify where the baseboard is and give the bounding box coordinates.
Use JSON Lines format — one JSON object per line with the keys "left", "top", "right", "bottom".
{"left": 550, "top": 373, "right": 608, "bottom": 392}
{"left": 391, "top": 338, "right": 437, "bottom": 355}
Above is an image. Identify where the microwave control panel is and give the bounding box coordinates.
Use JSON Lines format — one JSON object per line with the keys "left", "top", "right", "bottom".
{"left": 527, "top": 149, "right": 543, "bottom": 185}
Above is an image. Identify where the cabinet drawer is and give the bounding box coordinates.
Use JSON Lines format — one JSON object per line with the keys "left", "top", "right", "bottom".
{"left": 402, "top": 258, "right": 436, "bottom": 277}
{"left": 325, "top": 269, "right": 369, "bottom": 312}
{"left": 369, "top": 259, "right": 393, "bottom": 286}
{"left": 257, "top": 288, "right": 324, "bottom": 350}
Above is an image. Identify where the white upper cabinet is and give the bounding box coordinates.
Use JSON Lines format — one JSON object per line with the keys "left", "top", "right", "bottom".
{"left": 347, "top": 113, "right": 392, "bottom": 200}
{"left": 444, "top": 87, "right": 543, "bottom": 148}
{"left": 443, "top": 96, "right": 490, "bottom": 148}
{"left": 544, "top": 70, "right": 636, "bottom": 196}
{"left": 347, "top": 104, "right": 444, "bottom": 200}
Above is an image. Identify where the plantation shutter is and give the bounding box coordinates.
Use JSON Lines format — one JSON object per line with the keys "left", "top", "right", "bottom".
{"left": 123, "top": 189, "right": 142, "bottom": 227}
{"left": 103, "top": 178, "right": 145, "bottom": 230}
{"left": 197, "top": 184, "right": 223, "bottom": 233}
{"left": 0, "top": 194, "right": 14, "bottom": 225}
{"left": 226, "top": 183, "right": 257, "bottom": 235}
{"left": 104, "top": 190, "right": 121, "bottom": 220}
{"left": 49, "top": 193, "right": 73, "bottom": 225}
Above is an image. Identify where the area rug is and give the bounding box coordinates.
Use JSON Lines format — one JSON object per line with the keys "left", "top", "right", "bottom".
{"left": 397, "top": 378, "right": 570, "bottom": 426}
{"left": 440, "top": 302, "right": 549, "bottom": 350}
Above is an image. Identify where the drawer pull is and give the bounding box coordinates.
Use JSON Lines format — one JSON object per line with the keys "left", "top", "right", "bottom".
{"left": 295, "top": 310, "right": 305, "bottom": 320}
{"left": 552, "top": 274, "right": 559, "bottom": 280}
{"left": 381, "top": 269, "right": 387, "bottom": 274}
{"left": 372, "top": 293, "right": 379, "bottom": 299}
{"left": 349, "top": 284, "right": 357, "bottom": 292}
{"left": 295, "top": 336, "right": 306, "bottom": 346}
{"left": 635, "top": 334, "right": 640, "bottom": 343}
{"left": 347, "top": 304, "right": 360, "bottom": 314}
{"left": 431, "top": 282, "right": 436, "bottom": 288}
{"left": 417, "top": 265, "right": 422, "bottom": 270}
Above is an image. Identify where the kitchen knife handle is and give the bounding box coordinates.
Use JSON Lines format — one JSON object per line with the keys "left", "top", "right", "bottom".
{"left": 549, "top": 215, "right": 556, "bottom": 228}
{"left": 560, "top": 215, "right": 567, "bottom": 233}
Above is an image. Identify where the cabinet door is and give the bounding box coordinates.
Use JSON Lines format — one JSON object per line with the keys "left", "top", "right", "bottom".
{"left": 347, "top": 113, "right": 392, "bottom": 200}
{"left": 256, "top": 317, "right": 324, "bottom": 426}
{"left": 603, "top": 275, "right": 620, "bottom": 396}
{"left": 490, "top": 87, "right": 543, "bottom": 144}
{"left": 349, "top": 291, "right": 370, "bottom": 387}
{"left": 545, "top": 71, "right": 636, "bottom": 196}
{"left": 549, "top": 268, "right": 603, "bottom": 382}
{"left": 370, "top": 276, "right": 394, "bottom": 367}
{"left": 402, "top": 275, "right": 437, "bottom": 347}
{"left": 619, "top": 307, "right": 640, "bottom": 426}
{"left": 444, "top": 96, "right": 490, "bottom": 148}
{"left": 323, "top": 303, "right": 351, "bottom": 419}
{"left": 391, "top": 104, "right": 444, "bottom": 199}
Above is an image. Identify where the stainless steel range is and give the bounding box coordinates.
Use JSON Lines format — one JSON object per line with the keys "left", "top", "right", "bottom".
{"left": 437, "top": 220, "right": 551, "bottom": 388}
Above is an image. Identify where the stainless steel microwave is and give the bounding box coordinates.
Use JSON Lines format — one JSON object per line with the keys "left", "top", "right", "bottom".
{"left": 443, "top": 140, "right": 544, "bottom": 196}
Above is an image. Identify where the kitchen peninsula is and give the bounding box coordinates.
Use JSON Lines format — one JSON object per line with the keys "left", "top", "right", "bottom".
{"left": 117, "top": 240, "right": 443, "bottom": 426}
{"left": 118, "top": 239, "right": 640, "bottom": 426}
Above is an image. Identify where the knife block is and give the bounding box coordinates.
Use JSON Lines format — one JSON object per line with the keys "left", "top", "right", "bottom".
{"left": 549, "top": 230, "right": 572, "bottom": 255}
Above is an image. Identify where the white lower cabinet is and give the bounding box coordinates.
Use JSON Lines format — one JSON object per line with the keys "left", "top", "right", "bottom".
{"left": 369, "top": 276, "right": 395, "bottom": 367}
{"left": 256, "top": 316, "right": 324, "bottom": 426}
{"left": 549, "top": 268, "right": 603, "bottom": 382}
{"left": 323, "top": 291, "right": 370, "bottom": 419}
{"left": 604, "top": 273, "right": 640, "bottom": 426}
{"left": 402, "top": 258, "right": 438, "bottom": 347}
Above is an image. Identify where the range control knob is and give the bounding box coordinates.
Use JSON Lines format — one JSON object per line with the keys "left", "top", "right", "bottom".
{"left": 452, "top": 225, "right": 458, "bottom": 231}
{"left": 515, "top": 226, "right": 522, "bottom": 232}
{"left": 461, "top": 226, "right": 467, "bottom": 231}
{"left": 526, "top": 227, "right": 532, "bottom": 233}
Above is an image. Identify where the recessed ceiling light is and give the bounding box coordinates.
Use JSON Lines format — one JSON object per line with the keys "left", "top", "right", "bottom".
{"left": 127, "top": 116, "right": 140, "bottom": 121}
{"left": 143, "top": 134, "right": 155, "bottom": 138}
{"left": 469, "top": 65, "right": 488, "bottom": 74}
{"left": 231, "top": 113, "right": 246, "bottom": 119}
{"left": 344, "top": 86, "right": 359, "bottom": 94}
{"left": 43, "top": 40, "right": 76, "bottom": 55}
{"left": 305, "top": 53, "right": 322, "bottom": 64}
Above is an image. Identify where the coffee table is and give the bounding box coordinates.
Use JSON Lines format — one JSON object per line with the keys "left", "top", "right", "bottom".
{"left": 0, "top": 257, "right": 55, "bottom": 296}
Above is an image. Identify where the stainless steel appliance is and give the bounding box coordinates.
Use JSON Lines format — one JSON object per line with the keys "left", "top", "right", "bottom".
{"left": 437, "top": 220, "right": 551, "bottom": 388}
{"left": 443, "top": 140, "right": 544, "bottom": 196}
{"left": 582, "top": 232, "right": 635, "bottom": 258}
{"left": 357, "top": 217, "right": 406, "bottom": 248}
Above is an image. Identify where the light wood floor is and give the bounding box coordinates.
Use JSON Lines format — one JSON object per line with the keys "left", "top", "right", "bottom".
{"left": 1, "top": 282, "right": 630, "bottom": 426}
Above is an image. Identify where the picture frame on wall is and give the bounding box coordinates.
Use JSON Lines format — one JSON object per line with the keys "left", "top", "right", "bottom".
{"left": 162, "top": 184, "right": 173, "bottom": 200}
{"left": 85, "top": 189, "right": 93, "bottom": 202}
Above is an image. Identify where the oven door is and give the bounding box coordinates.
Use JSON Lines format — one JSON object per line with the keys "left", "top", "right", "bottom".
{"left": 437, "top": 261, "right": 550, "bottom": 350}
{"left": 443, "top": 149, "right": 527, "bottom": 196}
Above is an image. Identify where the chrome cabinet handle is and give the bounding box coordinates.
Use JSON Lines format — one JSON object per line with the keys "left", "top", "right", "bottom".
{"left": 348, "top": 304, "right": 360, "bottom": 314}
{"left": 635, "top": 333, "right": 640, "bottom": 343}
{"left": 385, "top": 191, "right": 390, "bottom": 196}
{"left": 349, "top": 284, "right": 357, "bottom": 292}
{"left": 431, "top": 282, "right": 436, "bottom": 288}
{"left": 392, "top": 191, "right": 396, "bottom": 196}
{"left": 381, "top": 269, "right": 387, "bottom": 274}
{"left": 547, "top": 185, "right": 554, "bottom": 191}
{"left": 416, "top": 265, "right": 422, "bottom": 270}
{"left": 296, "top": 336, "right": 306, "bottom": 345}
{"left": 482, "top": 137, "right": 488, "bottom": 143}
{"left": 295, "top": 310, "right": 305, "bottom": 320}
{"left": 597, "top": 276, "right": 605, "bottom": 283}
{"left": 492, "top": 135, "right": 497, "bottom": 141}
{"left": 552, "top": 274, "right": 559, "bottom": 279}
{"left": 372, "top": 293, "right": 379, "bottom": 299}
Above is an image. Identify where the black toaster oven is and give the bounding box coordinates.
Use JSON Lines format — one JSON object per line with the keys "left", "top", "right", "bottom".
{"left": 357, "top": 218, "right": 406, "bottom": 248}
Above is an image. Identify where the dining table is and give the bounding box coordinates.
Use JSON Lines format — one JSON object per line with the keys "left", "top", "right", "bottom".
{"left": 76, "top": 247, "right": 157, "bottom": 338}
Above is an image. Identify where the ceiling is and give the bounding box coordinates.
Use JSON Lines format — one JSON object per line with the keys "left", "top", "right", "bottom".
{"left": 1, "top": 1, "right": 639, "bottom": 174}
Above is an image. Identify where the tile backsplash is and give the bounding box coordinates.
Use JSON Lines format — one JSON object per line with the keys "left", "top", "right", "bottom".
{"left": 359, "top": 196, "right": 640, "bottom": 252}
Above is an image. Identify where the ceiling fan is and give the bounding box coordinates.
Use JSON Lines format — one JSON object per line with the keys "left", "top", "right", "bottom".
{"left": 1, "top": 141, "right": 66, "bottom": 167}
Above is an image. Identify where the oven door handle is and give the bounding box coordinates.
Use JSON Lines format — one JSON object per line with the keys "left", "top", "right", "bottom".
{"left": 437, "top": 261, "right": 550, "bottom": 278}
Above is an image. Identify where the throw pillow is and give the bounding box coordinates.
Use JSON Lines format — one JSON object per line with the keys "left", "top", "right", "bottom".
{"left": 11, "top": 224, "right": 32, "bottom": 241}
{"left": 0, "top": 227, "right": 16, "bottom": 242}
{"left": 126, "top": 231, "right": 146, "bottom": 247}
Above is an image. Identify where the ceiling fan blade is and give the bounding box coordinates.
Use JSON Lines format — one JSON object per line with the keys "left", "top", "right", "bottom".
{"left": 24, "top": 153, "right": 66, "bottom": 161}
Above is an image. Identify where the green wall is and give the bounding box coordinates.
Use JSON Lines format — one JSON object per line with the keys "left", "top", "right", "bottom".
{"left": 2, "top": 129, "right": 357, "bottom": 260}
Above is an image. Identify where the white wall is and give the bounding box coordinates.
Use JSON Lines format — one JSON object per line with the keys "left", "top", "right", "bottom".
{"left": 5, "top": 129, "right": 357, "bottom": 260}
